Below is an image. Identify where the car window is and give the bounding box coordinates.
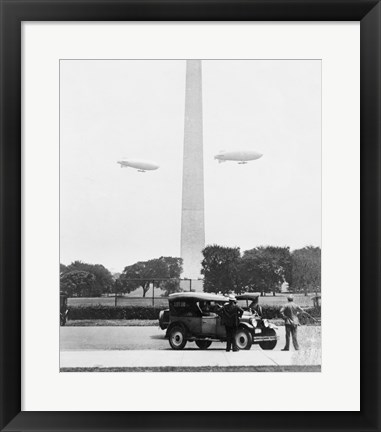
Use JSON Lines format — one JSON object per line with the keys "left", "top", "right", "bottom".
{"left": 169, "top": 300, "right": 201, "bottom": 317}
{"left": 237, "top": 299, "right": 248, "bottom": 309}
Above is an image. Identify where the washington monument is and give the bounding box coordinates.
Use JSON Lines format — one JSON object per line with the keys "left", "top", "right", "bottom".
{"left": 180, "top": 60, "right": 205, "bottom": 283}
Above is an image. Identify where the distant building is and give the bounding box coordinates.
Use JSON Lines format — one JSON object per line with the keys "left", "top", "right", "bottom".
{"left": 281, "top": 282, "right": 290, "bottom": 293}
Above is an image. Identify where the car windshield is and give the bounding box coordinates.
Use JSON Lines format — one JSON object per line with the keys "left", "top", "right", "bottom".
{"left": 237, "top": 299, "right": 249, "bottom": 309}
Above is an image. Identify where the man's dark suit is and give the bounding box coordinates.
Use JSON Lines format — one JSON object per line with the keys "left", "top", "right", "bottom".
{"left": 218, "top": 302, "right": 244, "bottom": 352}
{"left": 280, "top": 301, "right": 303, "bottom": 350}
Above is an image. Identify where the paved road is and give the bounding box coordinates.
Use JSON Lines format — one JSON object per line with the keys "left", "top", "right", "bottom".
{"left": 60, "top": 325, "right": 321, "bottom": 352}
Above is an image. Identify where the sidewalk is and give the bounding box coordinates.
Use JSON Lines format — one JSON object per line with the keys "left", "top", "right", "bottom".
{"left": 60, "top": 348, "right": 321, "bottom": 369}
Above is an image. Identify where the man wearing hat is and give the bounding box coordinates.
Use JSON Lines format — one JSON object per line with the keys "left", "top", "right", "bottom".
{"left": 280, "top": 295, "right": 304, "bottom": 351}
{"left": 217, "top": 295, "right": 244, "bottom": 352}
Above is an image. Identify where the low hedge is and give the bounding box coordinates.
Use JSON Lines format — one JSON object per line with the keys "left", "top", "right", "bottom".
{"left": 68, "top": 305, "right": 163, "bottom": 320}
{"left": 68, "top": 304, "right": 321, "bottom": 322}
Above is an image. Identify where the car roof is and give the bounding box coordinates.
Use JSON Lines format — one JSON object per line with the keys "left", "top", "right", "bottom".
{"left": 168, "top": 292, "right": 228, "bottom": 302}
{"left": 236, "top": 292, "right": 260, "bottom": 300}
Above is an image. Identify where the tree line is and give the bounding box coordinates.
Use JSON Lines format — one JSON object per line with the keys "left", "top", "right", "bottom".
{"left": 201, "top": 245, "right": 320, "bottom": 295}
{"left": 60, "top": 257, "right": 183, "bottom": 298}
{"left": 60, "top": 245, "right": 320, "bottom": 297}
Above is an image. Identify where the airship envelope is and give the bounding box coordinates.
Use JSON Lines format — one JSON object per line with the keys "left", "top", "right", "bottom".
{"left": 117, "top": 159, "right": 159, "bottom": 172}
{"left": 214, "top": 150, "right": 263, "bottom": 164}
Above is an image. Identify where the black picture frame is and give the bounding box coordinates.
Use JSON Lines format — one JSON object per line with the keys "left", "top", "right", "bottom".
{"left": 1, "top": 0, "right": 380, "bottom": 431}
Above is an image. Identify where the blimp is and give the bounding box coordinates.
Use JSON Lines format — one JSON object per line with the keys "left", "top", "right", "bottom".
{"left": 117, "top": 159, "right": 159, "bottom": 172}
{"left": 214, "top": 150, "right": 263, "bottom": 164}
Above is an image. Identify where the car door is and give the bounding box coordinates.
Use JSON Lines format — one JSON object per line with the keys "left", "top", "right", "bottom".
{"left": 182, "top": 315, "right": 202, "bottom": 335}
{"left": 201, "top": 315, "right": 217, "bottom": 336}
{"left": 216, "top": 315, "right": 226, "bottom": 338}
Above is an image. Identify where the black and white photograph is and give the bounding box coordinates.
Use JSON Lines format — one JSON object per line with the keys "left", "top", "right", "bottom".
{"left": 4, "top": 0, "right": 381, "bottom": 423}
{"left": 59, "top": 59, "right": 321, "bottom": 372}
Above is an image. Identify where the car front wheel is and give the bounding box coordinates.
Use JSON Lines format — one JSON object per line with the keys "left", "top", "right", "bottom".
{"left": 259, "top": 328, "right": 277, "bottom": 350}
{"left": 235, "top": 327, "right": 252, "bottom": 350}
{"left": 168, "top": 326, "right": 187, "bottom": 350}
{"left": 195, "top": 340, "right": 212, "bottom": 349}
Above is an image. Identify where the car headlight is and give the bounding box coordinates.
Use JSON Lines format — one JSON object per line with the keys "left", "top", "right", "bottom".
{"left": 263, "top": 319, "right": 269, "bottom": 328}
{"left": 251, "top": 318, "right": 257, "bottom": 328}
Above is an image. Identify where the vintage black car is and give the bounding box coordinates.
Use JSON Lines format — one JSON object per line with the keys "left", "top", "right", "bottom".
{"left": 159, "top": 292, "right": 278, "bottom": 350}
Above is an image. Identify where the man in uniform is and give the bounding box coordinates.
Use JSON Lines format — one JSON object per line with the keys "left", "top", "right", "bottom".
{"left": 280, "top": 295, "right": 304, "bottom": 351}
{"left": 218, "top": 295, "right": 244, "bottom": 352}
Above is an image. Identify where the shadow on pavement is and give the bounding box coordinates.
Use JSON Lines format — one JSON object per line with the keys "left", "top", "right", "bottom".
{"left": 150, "top": 335, "right": 166, "bottom": 340}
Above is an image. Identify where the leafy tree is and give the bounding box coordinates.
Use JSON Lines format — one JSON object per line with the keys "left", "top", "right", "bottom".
{"left": 67, "top": 261, "right": 114, "bottom": 296}
{"left": 160, "top": 279, "right": 181, "bottom": 297}
{"left": 113, "top": 278, "right": 124, "bottom": 297}
{"left": 60, "top": 270, "right": 96, "bottom": 297}
{"left": 291, "top": 246, "right": 321, "bottom": 295}
{"left": 118, "top": 262, "right": 147, "bottom": 295}
{"left": 108, "top": 272, "right": 121, "bottom": 298}
{"left": 60, "top": 263, "right": 68, "bottom": 274}
{"left": 118, "top": 257, "right": 183, "bottom": 297}
{"left": 239, "top": 246, "right": 291, "bottom": 295}
{"left": 201, "top": 245, "right": 241, "bottom": 294}
{"left": 161, "top": 257, "right": 183, "bottom": 279}
{"left": 112, "top": 272, "right": 121, "bottom": 281}
{"left": 158, "top": 257, "right": 183, "bottom": 296}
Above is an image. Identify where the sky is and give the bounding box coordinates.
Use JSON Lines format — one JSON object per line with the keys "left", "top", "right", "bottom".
{"left": 60, "top": 59, "right": 321, "bottom": 273}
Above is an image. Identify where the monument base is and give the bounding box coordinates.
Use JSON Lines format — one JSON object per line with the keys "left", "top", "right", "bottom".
{"left": 180, "top": 279, "right": 204, "bottom": 292}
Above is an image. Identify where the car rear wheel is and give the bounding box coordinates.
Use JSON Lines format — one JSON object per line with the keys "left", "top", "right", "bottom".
{"left": 168, "top": 326, "right": 187, "bottom": 350}
{"left": 259, "top": 328, "right": 277, "bottom": 350}
{"left": 235, "top": 328, "right": 252, "bottom": 350}
{"left": 195, "top": 340, "right": 212, "bottom": 349}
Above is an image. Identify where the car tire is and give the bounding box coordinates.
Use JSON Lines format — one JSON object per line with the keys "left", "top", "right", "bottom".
{"left": 168, "top": 326, "right": 187, "bottom": 350}
{"left": 259, "top": 328, "right": 277, "bottom": 350}
{"left": 195, "top": 340, "right": 212, "bottom": 350}
{"left": 235, "top": 327, "right": 252, "bottom": 350}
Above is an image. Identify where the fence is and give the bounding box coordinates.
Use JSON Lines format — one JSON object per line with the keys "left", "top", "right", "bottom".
{"left": 67, "top": 290, "right": 317, "bottom": 309}
{"left": 67, "top": 278, "right": 199, "bottom": 307}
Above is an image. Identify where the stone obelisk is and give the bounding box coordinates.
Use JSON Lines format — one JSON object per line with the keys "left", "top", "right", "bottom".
{"left": 180, "top": 60, "right": 205, "bottom": 286}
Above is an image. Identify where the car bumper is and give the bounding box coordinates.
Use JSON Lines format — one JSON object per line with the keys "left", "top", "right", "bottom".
{"left": 253, "top": 335, "right": 279, "bottom": 342}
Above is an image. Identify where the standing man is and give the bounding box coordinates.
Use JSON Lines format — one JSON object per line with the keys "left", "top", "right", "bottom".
{"left": 218, "top": 295, "right": 244, "bottom": 352}
{"left": 280, "top": 295, "right": 304, "bottom": 351}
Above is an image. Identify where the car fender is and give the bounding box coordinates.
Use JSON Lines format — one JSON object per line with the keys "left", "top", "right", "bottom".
{"left": 268, "top": 322, "right": 278, "bottom": 330}
{"left": 165, "top": 321, "right": 189, "bottom": 339}
{"left": 158, "top": 309, "right": 170, "bottom": 330}
{"left": 238, "top": 322, "right": 254, "bottom": 333}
